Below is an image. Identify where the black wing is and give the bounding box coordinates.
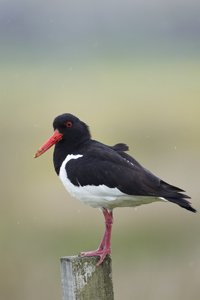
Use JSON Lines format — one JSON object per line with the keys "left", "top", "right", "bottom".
{"left": 117, "top": 150, "right": 196, "bottom": 212}
{"left": 66, "top": 142, "right": 196, "bottom": 213}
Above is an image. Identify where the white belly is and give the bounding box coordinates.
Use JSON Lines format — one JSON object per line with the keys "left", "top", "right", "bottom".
{"left": 59, "top": 154, "right": 163, "bottom": 209}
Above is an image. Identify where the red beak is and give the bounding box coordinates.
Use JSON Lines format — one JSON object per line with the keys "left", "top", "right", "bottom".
{"left": 34, "top": 130, "right": 63, "bottom": 158}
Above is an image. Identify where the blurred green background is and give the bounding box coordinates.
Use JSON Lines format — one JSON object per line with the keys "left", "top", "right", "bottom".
{"left": 1, "top": 1, "right": 200, "bottom": 299}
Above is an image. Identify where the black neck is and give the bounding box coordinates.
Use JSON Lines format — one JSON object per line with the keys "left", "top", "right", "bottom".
{"left": 53, "top": 137, "right": 90, "bottom": 175}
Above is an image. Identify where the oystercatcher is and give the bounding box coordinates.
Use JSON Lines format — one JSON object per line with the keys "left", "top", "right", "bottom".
{"left": 34, "top": 113, "right": 196, "bottom": 265}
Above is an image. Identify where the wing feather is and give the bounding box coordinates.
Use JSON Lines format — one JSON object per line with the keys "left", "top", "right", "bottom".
{"left": 66, "top": 142, "right": 196, "bottom": 212}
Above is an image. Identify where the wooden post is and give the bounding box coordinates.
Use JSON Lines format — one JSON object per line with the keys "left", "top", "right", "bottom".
{"left": 60, "top": 255, "right": 114, "bottom": 300}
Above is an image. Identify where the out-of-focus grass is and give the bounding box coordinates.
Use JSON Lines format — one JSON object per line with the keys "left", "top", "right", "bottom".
{"left": 1, "top": 57, "right": 200, "bottom": 300}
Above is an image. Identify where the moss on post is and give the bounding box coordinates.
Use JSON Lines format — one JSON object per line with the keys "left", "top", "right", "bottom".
{"left": 60, "top": 255, "right": 114, "bottom": 300}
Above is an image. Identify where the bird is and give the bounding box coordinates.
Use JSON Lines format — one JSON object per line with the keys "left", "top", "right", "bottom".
{"left": 34, "top": 113, "right": 196, "bottom": 265}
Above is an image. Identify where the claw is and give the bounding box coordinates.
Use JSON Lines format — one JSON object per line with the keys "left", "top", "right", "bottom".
{"left": 80, "top": 248, "right": 111, "bottom": 265}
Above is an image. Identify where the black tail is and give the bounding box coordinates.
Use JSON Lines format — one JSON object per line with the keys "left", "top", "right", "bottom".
{"left": 160, "top": 180, "right": 197, "bottom": 213}
{"left": 165, "top": 196, "right": 196, "bottom": 213}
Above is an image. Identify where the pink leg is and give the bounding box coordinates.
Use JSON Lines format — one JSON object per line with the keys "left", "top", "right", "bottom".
{"left": 81, "top": 208, "right": 113, "bottom": 265}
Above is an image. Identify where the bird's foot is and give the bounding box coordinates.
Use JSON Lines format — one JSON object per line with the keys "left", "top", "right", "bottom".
{"left": 80, "top": 248, "right": 111, "bottom": 266}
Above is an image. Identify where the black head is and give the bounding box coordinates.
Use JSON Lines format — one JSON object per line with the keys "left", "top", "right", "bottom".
{"left": 53, "top": 113, "right": 91, "bottom": 143}
{"left": 34, "top": 113, "right": 91, "bottom": 158}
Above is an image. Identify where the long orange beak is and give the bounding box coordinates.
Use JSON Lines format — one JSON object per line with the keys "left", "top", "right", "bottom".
{"left": 34, "top": 130, "right": 63, "bottom": 158}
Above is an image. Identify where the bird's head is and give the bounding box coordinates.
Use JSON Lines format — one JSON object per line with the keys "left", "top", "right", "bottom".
{"left": 34, "top": 113, "right": 91, "bottom": 158}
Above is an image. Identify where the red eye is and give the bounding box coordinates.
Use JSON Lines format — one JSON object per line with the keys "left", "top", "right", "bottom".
{"left": 65, "top": 121, "right": 73, "bottom": 128}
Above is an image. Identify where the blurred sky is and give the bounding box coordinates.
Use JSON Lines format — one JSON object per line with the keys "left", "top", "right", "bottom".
{"left": 0, "top": 0, "right": 200, "bottom": 60}
{"left": 1, "top": 1, "right": 200, "bottom": 300}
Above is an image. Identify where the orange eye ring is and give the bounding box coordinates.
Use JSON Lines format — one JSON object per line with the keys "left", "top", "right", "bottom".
{"left": 65, "top": 121, "right": 73, "bottom": 128}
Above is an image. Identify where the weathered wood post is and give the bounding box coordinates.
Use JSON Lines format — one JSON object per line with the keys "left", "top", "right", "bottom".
{"left": 60, "top": 255, "right": 114, "bottom": 300}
